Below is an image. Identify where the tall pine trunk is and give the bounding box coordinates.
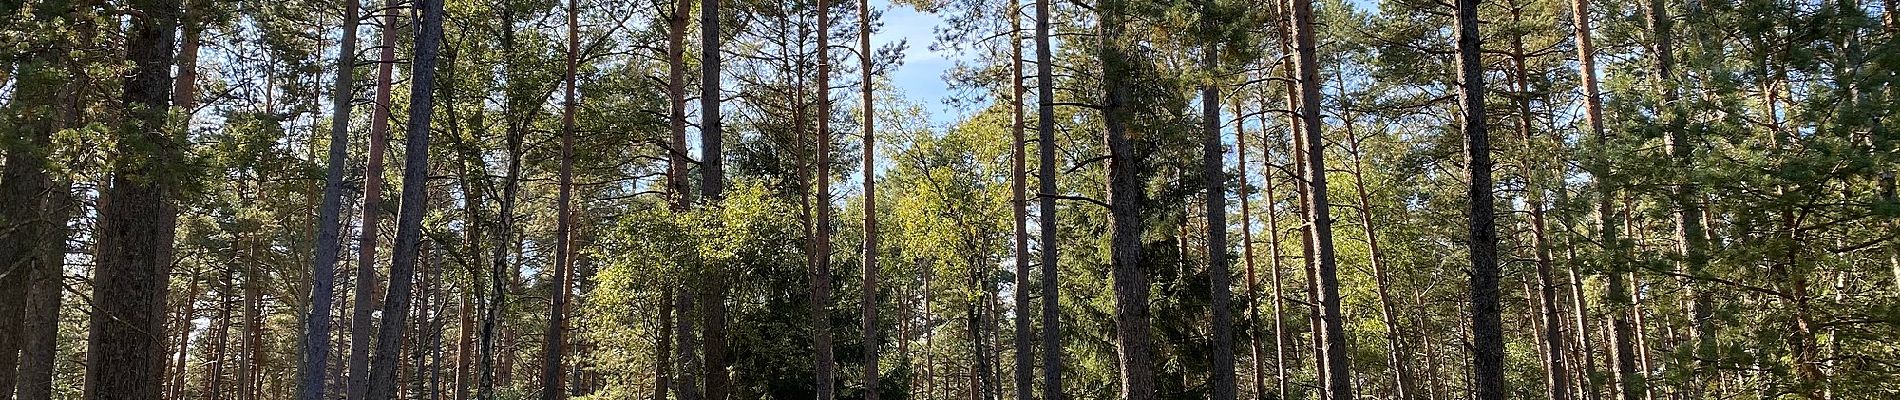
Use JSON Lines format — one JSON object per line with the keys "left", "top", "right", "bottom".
{"left": 700, "top": 0, "right": 732, "bottom": 393}
{"left": 349, "top": 0, "right": 402, "bottom": 398}
{"left": 863, "top": 0, "right": 885, "bottom": 397}
{"left": 1642, "top": 2, "right": 1713, "bottom": 392}
{"left": 660, "top": 0, "right": 691, "bottom": 396}
{"left": 1454, "top": 0, "right": 1503, "bottom": 398}
{"left": 541, "top": 0, "right": 581, "bottom": 397}
{"left": 1253, "top": 95, "right": 1289, "bottom": 400}
{"left": 1099, "top": 0, "right": 1155, "bottom": 398}
{"left": 1007, "top": 4, "right": 1031, "bottom": 400}
{"left": 301, "top": 0, "right": 362, "bottom": 396}
{"left": 1033, "top": 0, "right": 1064, "bottom": 394}
{"left": 1201, "top": 1, "right": 1237, "bottom": 395}
{"left": 364, "top": 0, "right": 446, "bottom": 396}
{"left": 1569, "top": 1, "right": 1641, "bottom": 398}
{"left": 812, "top": 0, "right": 838, "bottom": 396}
{"left": 0, "top": 0, "right": 84, "bottom": 393}
{"left": 1336, "top": 88, "right": 1415, "bottom": 400}
{"left": 1232, "top": 96, "right": 1267, "bottom": 400}
{"left": 83, "top": 0, "right": 181, "bottom": 397}
{"left": 1290, "top": 0, "right": 1353, "bottom": 396}
{"left": 1505, "top": 16, "right": 1568, "bottom": 398}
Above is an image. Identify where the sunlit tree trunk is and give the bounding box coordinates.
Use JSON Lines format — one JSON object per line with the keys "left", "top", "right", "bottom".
{"left": 1252, "top": 95, "right": 1290, "bottom": 400}
{"left": 300, "top": 0, "right": 361, "bottom": 394}
{"left": 1032, "top": 0, "right": 1064, "bottom": 394}
{"left": 813, "top": 0, "right": 837, "bottom": 396}
{"left": 349, "top": 0, "right": 402, "bottom": 397}
{"left": 1335, "top": 81, "right": 1415, "bottom": 400}
{"left": 1569, "top": 1, "right": 1641, "bottom": 398}
{"left": 1291, "top": 0, "right": 1353, "bottom": 396}
{"left": 364, "top": 0, "right": 446, "bottom": 396}
{"left": 1502, "top": 10, "right": 1569, "bottom": 397}
{"left": 864, "top": 0, "right": 885, "bottom": 397}
{"left": 1233, "top": 96, "right": 1267, "bottom": 400}
{"left": 1008, "top": 5, "right": 1030, "bottom": 400}
{"left": 541, "top": 1, "right": 581, "bottom": 397}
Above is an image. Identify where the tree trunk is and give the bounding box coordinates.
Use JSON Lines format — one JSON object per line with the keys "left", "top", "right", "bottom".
{"left": 18, "top": 10, "right": 92, "bottom": 398}
{"left": 1099, "top": 0, "right": 1155, "bottom": 398}
{"left": 1232, "top": 96, "right": 1268, "bottom": 400}
{"left": 1201, "top": 4, "right": 1237, "bottom": 397}
{"left": 1500, "top": 11, "right": 1570, "bottom": 397}
{"left": 1033, "top": 0, "right": 1064, "bottom": 394}
{"left": 0, "top": 0, "right": 83, "bottom": 394}
{"left": 813, "top": 0, "right": 838, "bottom": 396}
{"left": 677, "top": 289, "right": 701, "bottom": 400}
{"left": 301, "top": 0, "right": 362, "bottom": 394}
{"left": 1291, "top": 0, "right": 1353, "bottom": 397}
{"left": 1336, "top": 86, "right": 1415, "bottom": 400}
{"left": 364, "top": 0, "right": 446, "bottom": 396}
{"left": 83, "top": 0, "right": 181, "bottom": 397}
{"left": 209, "top": 267, "right": 236, "bottom": 400}
{"left": 700, "top": 0, "right": 732, "bottom": 393}
{"left": 1280, "top": 1, "right": 1326, "bottom": 395}
{"left": 923, "top": 260, "right": 937, "bottom": 400}
{"left": 240, "top": 238, "right": 264, "bottom": 400}
{"left": 458, "top": 296, "right": 474, "bottom": 400}
{"left": 1454, "top": 0, "right": 1503, "bottom": 397}
{"left": 1641, "top": 2, "right": 1713, "bottom": 393}
{"left": 967, "top": 256, "right": 992, "bottom": 400}
{"left": 350, "top": 0, "right": 402, "bottom": 398}
{"left": 541, "top": 0, "right": 581, "bottom": 397}
{"left": 17, "top": 184, "right": 72, "bottom": 400}
{"left": 863, "top": 0, "right": 885, "bottom": 397}
{"left": 1569, "top": 1, "right": 1641, "bottom": 399}
{"left": 660, "top": 0, "right": 690, "bottom": 396}
{"left": 1007, "top": 4, "right": 1030, "bottom": 400}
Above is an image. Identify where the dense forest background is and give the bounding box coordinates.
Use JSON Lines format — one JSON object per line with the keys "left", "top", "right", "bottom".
{"left": 1, "top": 0, "right": 1898, "bottom": 399}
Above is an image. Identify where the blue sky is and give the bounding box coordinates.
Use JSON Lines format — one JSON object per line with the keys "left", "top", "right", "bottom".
{"left": 870, "top": 0, "right": 968, "bottom": 127}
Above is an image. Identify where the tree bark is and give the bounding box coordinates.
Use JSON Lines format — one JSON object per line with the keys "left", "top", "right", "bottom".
{"left": 541, "top": 0, "right": 581, "bottom": 397}
{"left": 17, "top": 184, "right": 71, "bottom": 400}
{"left": 301, "top": 0, "right": 362, "bottom": 395}
{"left": 1252, "top": 95, "right": 1289, "bottom": 400}
{"left": 1099, "top": 0, "right": 1154, "bottom": 398}
{"left": 1291, "top": 0, "right": 1353, "bottom": 397}
{"left": 1568, "top": 1, "right": 1641, "bottom": 398}
{"left": 1454, "top": 0, "right": 1502, "bottom": 398}
{"left": 1231, "top": 96, "right": 1267, "bottom": 400}
{"left": 863, "top": 0, "right": 885, "bottom": 397}
{"left": 700, "top": 0, "right": 732, "bottom": 393}
{"left": 458, "top": 296, "right": 474, "bottom": 400}
{"left": 349, "top": 0, "right": 402, "bottom": 397}
{"left": 1641, "top": 2, "right": 1713, "bottom": 392}
{"left": 208, "top": 267, "right": 236, "bottom": 400}
{"left": 1497, "top": 8, "right": 1570, "bottom": 397}
{"left": 813, "top": 0, "right": 838, "bottom": 397}
{"left": 658, "top": 0, "right": 690, "bottom": 397}
{"left": 240, "top": 236, "right": 263, "bottom": 400}
{"left": 365, "top": 0, "right": 445, "bottom": 396}
{"left": 0, "top": 1, "right": 83, "bottom": 394}
{"left": 1007, "top": 4, "right": 1031, "bottom": 400}
{"left": 1032, "top": 0, "right": 1064, "bottom": 394}
{"left": 1201, "top": 4, "right": 1237, "bottom": 397}
{"left": 83, "top": 0, "right": 181, "bottom": 397}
